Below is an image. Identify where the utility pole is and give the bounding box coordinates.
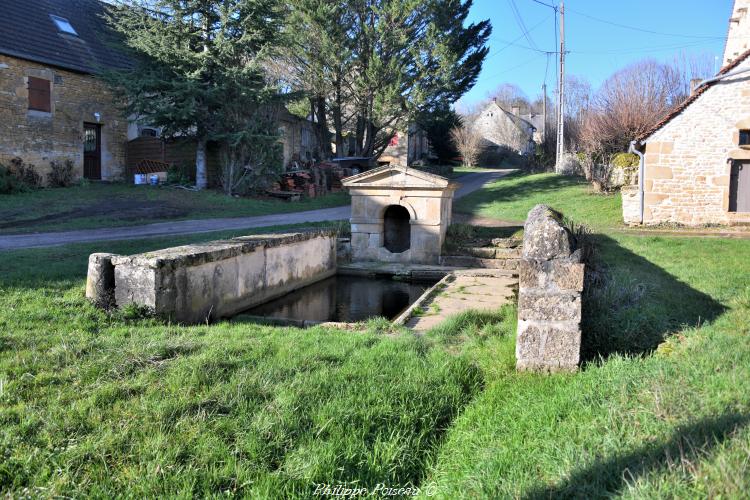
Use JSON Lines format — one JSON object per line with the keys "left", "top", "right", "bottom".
{"left": 541, "top": 83, "right": 547, "bottom": 142}
{"left": 555, "top": 0, "right": 566, "bottom": 173}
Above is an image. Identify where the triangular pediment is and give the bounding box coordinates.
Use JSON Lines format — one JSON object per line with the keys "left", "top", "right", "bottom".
{"left": 342, "top": 165, "right": 451, "bottom": 188}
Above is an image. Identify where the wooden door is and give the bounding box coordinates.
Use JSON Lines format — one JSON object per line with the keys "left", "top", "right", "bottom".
{"left": 83, "top": 123, "right": 101, "bottom": 180}
{"left": 729, "top": 162, "right": 750, "bottom": 213}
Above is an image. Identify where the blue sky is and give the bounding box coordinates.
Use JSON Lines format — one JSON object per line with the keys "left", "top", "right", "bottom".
{"left": 460, "top": 0, "right": 734, "bottom": 107}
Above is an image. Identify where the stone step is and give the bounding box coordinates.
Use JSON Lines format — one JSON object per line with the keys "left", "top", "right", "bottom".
{"left": 439, "top": 255, "right": 520, "bottom": 271}
{"left": 457, "top": 246, "right": 522, "bottom": 259}
{"left": 491, "top": 237, "right": 523, "bottom": 249}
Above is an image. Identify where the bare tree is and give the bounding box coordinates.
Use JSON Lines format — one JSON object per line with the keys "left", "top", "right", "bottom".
{"left": 671, "top": 52, "right": 715, "bottom": 102}
{"left": 450, "top": 125, "right": 483, "bottom": 167}
{"left": 580, "top": 59, "right": 683, "bottom": 156}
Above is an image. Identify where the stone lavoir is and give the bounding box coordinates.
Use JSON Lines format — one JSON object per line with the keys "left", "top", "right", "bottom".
{"left": 86, "top": 181, "right": 585, "bottom": 372}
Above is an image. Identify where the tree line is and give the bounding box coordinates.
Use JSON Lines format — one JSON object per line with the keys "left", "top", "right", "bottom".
{"left": 105, "top": 0, "right": 491, "bottom": 192}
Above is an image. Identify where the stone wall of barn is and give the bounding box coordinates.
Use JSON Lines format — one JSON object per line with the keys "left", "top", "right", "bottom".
{"left": 0, "top": 54, "right": 128, "bottom": 183}
{"left": 638, "top": 57, "right": 750, "bottom": 226}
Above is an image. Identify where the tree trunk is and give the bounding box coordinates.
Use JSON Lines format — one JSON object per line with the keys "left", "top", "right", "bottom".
{"left": 315, "top": 95, "right": 332, "bottom": 159}
{"left": 333, "top": 80, "right": 344, "bottom": 157}
{"left": 196, "top": 137, "right": 208, "bottom": 190}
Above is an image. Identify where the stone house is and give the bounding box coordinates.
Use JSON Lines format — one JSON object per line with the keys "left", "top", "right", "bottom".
{"left": 470, "top": 100, "right": 537, "bottom": 156}
{"left": 380, "top": 124, "right": 431, "bottom": 167}
{"left": 0, "top": 0, "right": 132, "bottom": 182}
{"left": 622, "top": 0, "right": 750, "bottom": 226}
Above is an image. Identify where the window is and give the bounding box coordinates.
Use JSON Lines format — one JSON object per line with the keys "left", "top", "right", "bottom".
{"left": 740, "top": 129, "right": 750, "bottom": 146}
{"left": 27, "top": 77, "right": 51, "bottom": 112}
{"left": 140, "top": 128, "right": 158, "bottom": 137}
{"left": 50, "top": 15, "right": 78, "bottom": 36}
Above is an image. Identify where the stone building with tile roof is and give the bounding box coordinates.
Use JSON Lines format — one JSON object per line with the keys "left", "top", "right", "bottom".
{"left": 622, "top": 0, "right": 750, "bottom": 226}
{"left": 0, "top": 0, "right": 133, "bottom": 182}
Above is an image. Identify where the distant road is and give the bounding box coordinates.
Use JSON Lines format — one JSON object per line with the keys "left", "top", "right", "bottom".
{"left": 0, "top": 169, "right": 513, "bottom": 250}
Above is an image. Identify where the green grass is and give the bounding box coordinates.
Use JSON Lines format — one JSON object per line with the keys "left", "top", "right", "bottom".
{"left": 2, "top": 173, "right": 750, "bottom": 497}
{"left": 422, "top": 234, "right": 750, "bottom": 498}
{"left": 455, "top": 171, "right": 622, "bottom": 228}
{"left": 0, "top": 183, "right": 350, "bottom": 234}
{"left": 0, "top": 224, "right": 480, "bottom": 497}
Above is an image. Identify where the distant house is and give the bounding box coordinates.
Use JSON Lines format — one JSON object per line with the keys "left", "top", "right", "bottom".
{"left": 0, "top": 0, "right": 322, "bottom": 185}
{"left": 623, "top": 0, "right": 750, "bottom": 226}
{"left": 0, "top": 0, "right": 131, "bottom": 182}
{"left": 470, "top": 100, "right": 537, "bottom": 157}
{"left": 380, "top": 124, "right": 431, "bottom": 167}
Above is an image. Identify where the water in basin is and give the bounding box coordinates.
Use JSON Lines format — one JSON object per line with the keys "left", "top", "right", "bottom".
{"left": 244, "top": 275, "right": 436, "bottom": 323}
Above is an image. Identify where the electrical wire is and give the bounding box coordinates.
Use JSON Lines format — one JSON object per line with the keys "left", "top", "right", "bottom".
{"left": 566, "top": 7, "right": 725, "bottom": 40}
{"left": 508, "top": 0, "right": 540, "bottom": 51}
{"left": 486, "top": 15, "right": 552, "bottom": 60}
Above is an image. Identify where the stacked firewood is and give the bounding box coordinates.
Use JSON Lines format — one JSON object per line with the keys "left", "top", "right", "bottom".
{"left": 268, "top": 163, "right": 353, "bottom": 199}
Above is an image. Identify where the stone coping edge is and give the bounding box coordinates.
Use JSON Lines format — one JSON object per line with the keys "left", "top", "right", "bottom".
{"left": 111, "top": 229, "right": 338, "bottom": 269}
{"left": 393, "top": 273, "right": 455, "bottom": 326}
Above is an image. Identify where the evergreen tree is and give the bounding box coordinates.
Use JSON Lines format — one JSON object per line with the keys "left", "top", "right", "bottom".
{"left": 105, "top": 0, "right": 284, "bottom": 189}
{"left": 284, "top": 0, "right": 490, "bottom": 159}
{"left": 417, "top": 104, "right": 462, "bottom": 163}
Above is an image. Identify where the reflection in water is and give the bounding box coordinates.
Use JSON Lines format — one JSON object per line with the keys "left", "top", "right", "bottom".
{"left": 245, "top": 275, "right": 436, "bottom": 322}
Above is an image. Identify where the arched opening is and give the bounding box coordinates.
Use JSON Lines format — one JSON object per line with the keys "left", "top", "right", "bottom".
{"left": 383, "top": 205, "right": 411, "bottom": 253}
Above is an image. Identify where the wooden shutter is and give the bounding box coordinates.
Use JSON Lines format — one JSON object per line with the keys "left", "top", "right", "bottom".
{"left": 28, "top": 77, "right": 51, "bottom": 112}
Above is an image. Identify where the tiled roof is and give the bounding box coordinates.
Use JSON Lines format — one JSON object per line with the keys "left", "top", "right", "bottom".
{"left": 637, "top": 49, "right": 750, "bottom": 143}
{"left": 0, "top": 0, "right": 132, "bottom": 74}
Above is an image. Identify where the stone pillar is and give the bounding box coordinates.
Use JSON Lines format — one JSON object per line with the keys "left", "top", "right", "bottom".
{"left": 86, "top": 252, "right": 118, "bottom": 309}
{"left": 516, "top": 205, "right": 585, "bottom": 372}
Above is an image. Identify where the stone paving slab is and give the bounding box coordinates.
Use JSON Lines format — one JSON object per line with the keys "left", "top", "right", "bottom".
{"left": 406, "top": 272, "right": 518, "bottom": 332}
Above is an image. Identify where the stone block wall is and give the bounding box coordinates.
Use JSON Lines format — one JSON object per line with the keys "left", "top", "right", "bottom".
{"left": 636, "top": 55, "right": 750, "bottom": 226}
{"left": 516, "top": 205, "right": 585, "bottom": 372}
{"left": 0, "top": 54, "right": 128, "bottom": 182}
{"left": 621, "top": 185, "right": 641, "bottom": 225}
{"left": 109, "top": 230, "right": 337, "bottom": 324}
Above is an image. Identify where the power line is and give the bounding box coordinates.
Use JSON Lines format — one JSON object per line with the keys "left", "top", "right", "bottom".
{"left": 566, "top": 7, "right": 725, "bottom": 40}
{"left": 486, "top": 15, "right": 552, "bottom": 59}
{"left": 529, "top": 0, "right": 556, "bottom": 8}
{"left": 508, "top": 0, "right": 540, "bottom": 51}
{"left": 483, "top": 53, "right": 547, "bottom": 81}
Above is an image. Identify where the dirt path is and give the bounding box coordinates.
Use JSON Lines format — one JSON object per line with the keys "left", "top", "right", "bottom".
{"left": 0, "top": 170, "right": 513, "bottom": 251}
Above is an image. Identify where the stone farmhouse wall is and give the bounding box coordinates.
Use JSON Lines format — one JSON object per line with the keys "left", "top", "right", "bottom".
{"left": 628, "top": 56, "right": 750, "bottom": 226}
{"left": 0, "top": 54, "right": 128, "bottom": 182}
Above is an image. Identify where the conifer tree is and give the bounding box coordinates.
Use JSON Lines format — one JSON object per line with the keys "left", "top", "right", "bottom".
{"left": 105, "top": 0, "right": 284, "bottom": 189}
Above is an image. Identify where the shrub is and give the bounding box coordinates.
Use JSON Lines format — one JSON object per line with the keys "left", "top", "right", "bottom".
{"left": 0, "top": 165, "right": 25, "bottom": 194}
{"left": 0, "top": 158, "right": 41, "bottom": 193}
{"left": 612, "top": 152, "right": 639, "bottom": 169}
{"left": 166, "top": 163, "right": 192, "bottom": 185}
{"left": 10, "top": 157, "right": 42, "bottom": 188}
{"left": 47, "top": 159, "right": 75, "bottom": 187}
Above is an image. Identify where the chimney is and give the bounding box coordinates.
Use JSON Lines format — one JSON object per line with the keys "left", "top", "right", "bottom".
{"left": 512, "top": 106, "right": 520, "bottom": 116}
{"left": 724, "top": 0, "right": 750, "bottom": 66}
{"left": 690, "top": 78, "right": 703, "bottom": 95}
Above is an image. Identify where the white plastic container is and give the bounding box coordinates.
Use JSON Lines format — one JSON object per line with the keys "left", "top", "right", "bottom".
{"left": 134, "top": 174, "right": 147, "bottom": 185}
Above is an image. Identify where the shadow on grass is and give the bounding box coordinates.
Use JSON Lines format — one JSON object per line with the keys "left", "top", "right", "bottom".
{"left": 454, "top": 172, "right": 585, "bottom": 215}
{"left": 523, "top": 412, "right": 749, "bottom": 499}
{"left": 581, "top": 235, "right": 726, "bottom": 361}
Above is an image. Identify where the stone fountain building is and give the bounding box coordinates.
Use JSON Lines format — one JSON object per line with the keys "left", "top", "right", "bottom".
{"left": 342, "top": 165, "right": 458, "bottom": 264}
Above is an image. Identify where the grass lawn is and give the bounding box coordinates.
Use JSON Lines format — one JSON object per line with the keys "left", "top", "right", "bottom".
{"left": 0, "top": 183, "right": 350, "bottom": 235}
{"left": 455, "top": 171, "right": 622, "bottom": 228}
{"left": 2, "top": 175, "right": 749, "bottom": 497}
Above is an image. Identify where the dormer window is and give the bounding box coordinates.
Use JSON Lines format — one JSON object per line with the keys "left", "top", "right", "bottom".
{"left": 50, "top": 15, "right": 78, "bottom": 36}
{"left": 740, "top": 130, "right": 750, "bottom": 147}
